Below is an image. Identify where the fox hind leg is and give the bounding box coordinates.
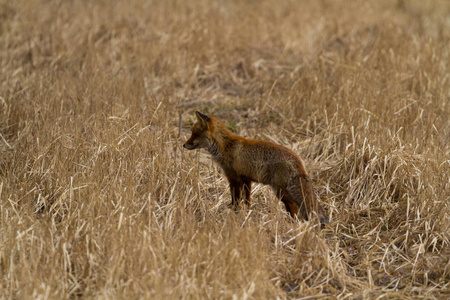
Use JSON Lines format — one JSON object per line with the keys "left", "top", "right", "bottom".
{"left": 286, "top": 175, "right": 329, "bottom": 224}
{"left": 277, "top": 187, "right": 299, "bottom": 218}
{"left": 286, "top": 176, "right": 317, "bottom": 220}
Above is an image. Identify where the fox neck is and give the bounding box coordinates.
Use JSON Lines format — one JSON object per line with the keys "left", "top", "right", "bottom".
{"left": 207, "top": 118, "right": 237, "bottom": 162}
{"left": 208, "top": 139, "right": 222, "bottom": 162}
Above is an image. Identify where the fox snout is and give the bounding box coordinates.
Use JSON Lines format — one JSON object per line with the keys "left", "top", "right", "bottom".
{"left": 183, "top": 142, "right": 196, "bottom": 150}
{"left": 183, "top": 137, "right": 199, "bottom": 150}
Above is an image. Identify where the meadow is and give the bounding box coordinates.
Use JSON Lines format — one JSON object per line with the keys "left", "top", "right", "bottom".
{"left": 0, "top": 0, "right": 449, "bottom": 298}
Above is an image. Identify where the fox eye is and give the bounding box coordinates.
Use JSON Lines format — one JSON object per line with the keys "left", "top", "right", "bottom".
{"left": 192, "top": 130, "right": 203, "bottom": 137}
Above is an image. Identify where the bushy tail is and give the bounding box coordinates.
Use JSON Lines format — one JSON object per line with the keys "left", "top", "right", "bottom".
{"left": 294, "top": 176, "right": 329, "bottom": 225}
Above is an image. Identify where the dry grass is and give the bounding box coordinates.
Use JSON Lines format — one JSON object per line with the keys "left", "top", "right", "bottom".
{"left": 1, "top": 0, "right": 449, "bottom": 298}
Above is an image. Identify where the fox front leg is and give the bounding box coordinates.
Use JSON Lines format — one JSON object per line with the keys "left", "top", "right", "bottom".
{"left": 229, "top": 180, "right": 244, "bottom": 210}
{"left": 242, "top": 180, "right": 252, "bottom": 206}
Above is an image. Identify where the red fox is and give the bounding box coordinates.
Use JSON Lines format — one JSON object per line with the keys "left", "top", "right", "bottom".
{"left": 183, "top": 111, "right": 329, "bottom": 225}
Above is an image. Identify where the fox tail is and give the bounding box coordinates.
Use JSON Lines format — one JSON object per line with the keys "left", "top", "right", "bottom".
{"left": 298, "top": 176, "right": 329, "bottom": 225}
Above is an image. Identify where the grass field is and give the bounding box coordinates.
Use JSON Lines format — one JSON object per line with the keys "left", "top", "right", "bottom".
{"left": 1, "top": 0, "right": 449, "bottom": 298}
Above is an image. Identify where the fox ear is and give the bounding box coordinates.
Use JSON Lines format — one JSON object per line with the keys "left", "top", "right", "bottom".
{"left": 195, "top": 111, "right": 210, "bottom": 125}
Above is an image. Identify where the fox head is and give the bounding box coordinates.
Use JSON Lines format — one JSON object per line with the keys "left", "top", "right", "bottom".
{"left": 183, "top": 111, "right": 214, "bottom": 150}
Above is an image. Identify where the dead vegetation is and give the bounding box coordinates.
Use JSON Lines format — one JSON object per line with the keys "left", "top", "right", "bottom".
{"left": 0, "top": 0, "right": 449, "bottom": 298}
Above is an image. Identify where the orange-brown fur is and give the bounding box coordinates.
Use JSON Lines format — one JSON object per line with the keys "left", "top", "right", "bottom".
{"left": 184, "top": 111, "right": 328, "bottom": 224}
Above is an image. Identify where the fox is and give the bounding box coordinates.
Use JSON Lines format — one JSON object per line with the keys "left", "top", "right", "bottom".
{"left": 183, "top": 111, "right": 329, "bottom": 225}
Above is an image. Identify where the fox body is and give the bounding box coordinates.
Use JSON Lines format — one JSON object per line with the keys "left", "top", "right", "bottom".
{"left": 184, "top": 111, "right": 328, "bottom": 224}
